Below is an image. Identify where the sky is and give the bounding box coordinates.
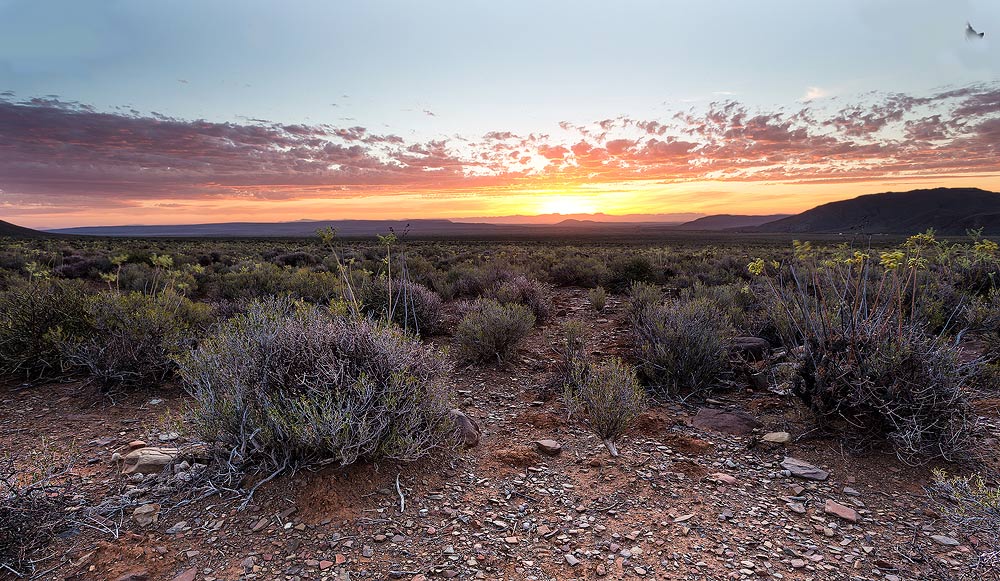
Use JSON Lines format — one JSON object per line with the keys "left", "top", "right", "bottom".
{"left": 1, "top": 0, "right": 999, "bottom": 228}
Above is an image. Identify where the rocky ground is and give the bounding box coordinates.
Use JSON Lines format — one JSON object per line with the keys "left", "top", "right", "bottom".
{"left": 2, "top": 288, "right": 998, "bottom": 581}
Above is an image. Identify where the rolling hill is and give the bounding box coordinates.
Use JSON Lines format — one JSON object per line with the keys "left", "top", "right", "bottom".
{"left": 751, "top": 188, "right": 1000, "bottom": 235}
{"left": 674, "top": 214, "right": 790, "bottom": 231}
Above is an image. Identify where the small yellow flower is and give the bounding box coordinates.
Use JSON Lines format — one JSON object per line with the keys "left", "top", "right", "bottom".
{"left": 747, "top": 258, "right": 765, "bottom": 276}
{"left": 880, "top": 250, "right": 905, "bottom": 270}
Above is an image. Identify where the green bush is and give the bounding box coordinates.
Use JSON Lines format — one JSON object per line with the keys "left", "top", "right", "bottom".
{"left": 0, "top": 278, "right": 89, "bottom": 379}
{"left": 454, "top": 299, "right": 535, "bottom": 363}
{"left": 487, "top": 275, "right": 552, "bottom": 322}
{"left": 59, "top": 290, "right": 212, "bottom": 388}
{"left": 632, "top": 297, "right": 730, "bottom": 396}
{"left": 178, "top": 298, "right": 457, "bottom": 472}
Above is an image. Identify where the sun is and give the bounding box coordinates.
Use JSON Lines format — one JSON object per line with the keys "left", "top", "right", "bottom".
{"left": 536, "top": 195, "right": 598, "bottom": 215}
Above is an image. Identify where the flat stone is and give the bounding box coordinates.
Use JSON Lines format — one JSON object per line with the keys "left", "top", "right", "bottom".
{"left": 930, "top": 535, "right": 960, "bottom": 546}
{"left": 171, "top": 568, "right": 197, "bottom": 581}
{"left": 710, "top": 472, "right": 737, "bottom": 485}
{"left": 564, "top": 553, "right": 579, "bottom": 566}
{"left": 691, "top": 408, "right": 761, "bottom": 436}
{"left": 535, "top": 439, "right": 562, "bottom": 455}
{"left": 781, "top": 457, "right": 829, "bottom": 481}
{"left": 122, "top": 447, "right": 179, "bottom": 475}
{"left": 762, "top": 431, "right": 791, "bottom": 444}
{"left": 825, "top": 499, "right": 859, "bottom": 522}
{"left": 132, "top": 504, "right": 160, "bottom": 527}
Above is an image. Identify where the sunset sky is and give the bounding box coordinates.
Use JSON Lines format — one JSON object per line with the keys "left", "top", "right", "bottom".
{"left": 1, "top": 0, "right": 999, "bottom": 228}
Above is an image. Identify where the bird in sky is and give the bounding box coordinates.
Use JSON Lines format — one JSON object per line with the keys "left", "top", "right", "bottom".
{"left": 966, "top": 22, "right": 985, "bottom": 39}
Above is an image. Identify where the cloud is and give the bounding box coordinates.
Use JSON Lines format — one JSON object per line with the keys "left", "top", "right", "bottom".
{"left": 1, "top": 83, "right": 998, "bottom": 214}
{"left": 801, "top": 86, "right": 828, "bottom": 102}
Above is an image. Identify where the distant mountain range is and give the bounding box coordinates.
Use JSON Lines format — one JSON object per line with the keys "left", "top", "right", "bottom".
{"left": 3, "top": 188, "right": 997, "bottom": 238}
{"left": 751, "top": 188, "right": 1000, "bottom": 235}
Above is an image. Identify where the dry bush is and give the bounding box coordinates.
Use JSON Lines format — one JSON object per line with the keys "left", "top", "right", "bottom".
{"left": 487, "top": 274, "right": 552, "bottom": 322}
{"left": 0, "top": 277, "right": 89, "bottom": 380}
{"left": 750, "top": 237, "right": 980, "bottom": 462}
{"left": 454, "top": 298, "right": 535, "bottom": 364}
{"left": 179, "top": 297, "right": 457, "bottom": 477}
{"left": 550, "top": 320, "right": 589, "bottom": 406}
{"left": 0, "top": 457, "right": 76, "bottom": 576}
{"left": 625, "top": 281, "right": 661, "bottom": 322}
{"left": 930, "top": 471, "right": 1000, "bottom": 574}
{"left": 59, "top": 289, "right": 213, "bottom": 388}
{"left": 631, "top": 296, "right": 730, "bottom": 396}
{"left": 587, "top": 286, "right": 608, "bottom": 312}
{"left": 573, "top": 357, "right": 647, "bottom": 456}
{"left": 357, "top": 274, "right": 443, "bottom": 335}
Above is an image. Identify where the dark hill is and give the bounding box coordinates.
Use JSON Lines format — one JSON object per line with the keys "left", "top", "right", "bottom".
{"left": 751, "top": 188, "right": 1000, "bottom": 235}
{"left": 675, "top": 214, "right": 790, "bottom": 231}
{"left": 0, "top": 219, "right": 48, "bottom": 238}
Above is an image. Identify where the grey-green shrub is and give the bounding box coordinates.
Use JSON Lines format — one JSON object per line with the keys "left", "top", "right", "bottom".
{"left": 454, "top": 299, "right": 535, "bottom": 363}
{"left": 59, "top": 289, "right": 212, "bottom": 388}
{"left": 487, "top": 275, "right": 552, "bottom": 322}
{"left": 587, "top": 286, "right": 608, "bottom": 312}
{"left": 357, "top": 275, "right": 443, "bottom": 335}
{"left": 574, "top": 357, "right": 647, "bottom": 456}
{"left": 0, "top": 278, "right": 89, "bottom": 379}
{"left": 632, "top": 296, "right": 730, "bottom": 396}
{"left": 178, "top": 298, "right": 457, "bottom": 472}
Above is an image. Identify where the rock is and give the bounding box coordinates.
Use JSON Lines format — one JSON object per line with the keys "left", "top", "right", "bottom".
{"left": 790, "top": 559, "right": 806, "bottom": 569}
{"left": 564, "top": 553, "right": 579, "bottom": 566}
{"left": 115, "top": 571, "right": 150, "bottom": 581}
{"left": 709, "top": 472, "right": 737, "bottom": 485}
{"left": 931, "top": 535, "right": 960, "bottom": 546}
{"left": 165, "top": 521, "right": 188, "bottom": 534}
{"left": 691, "top": 408, "right": 761, "bottom": 436}
{"left": 158, "top": 432, "right": 179, "bottom": 442}
{"left": 825, "top": 499, "right": 859, "bottom": 522}
{"left": 781, "top": 457, "right": 829, "bottom": 481}
{"left": 127, "top": 440, "right": 147, "bottom": 450}
{"left": 535, "top": 439, "right": 562, "bottom": 456}
{"left": 449, "top": 409, "right": 480, "bottom": 448}
{"left": 786, "top": 502, "right": 806, "bottom": 514}
{"left": 122, "top": 447, "right": 178, "bottom": 475}
{"left": 729, "top": 336, "right": 770, "bottom": 362}
{"left": 762, "top": 431, "right": 791, "bottom": 444}
{"left": 172, "top": 568, "right": 197, "bottom": 581}
{"left": 132, "top": 503, "right": 160, "bottom": 527}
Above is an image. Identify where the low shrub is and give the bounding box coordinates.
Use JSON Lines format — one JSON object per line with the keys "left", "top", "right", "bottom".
{"left": 357, "top": 275, "right": 443, "bottom": 335}
{"left": 750, "top": 242, "right": 979, "bottom": 462}
{"left": 0, "top": 457, "right": 76, "bottom": 576}
{"left": 930, "top": 470, "right": 1000, "bottom": 572}
{"left": 632, "top": 297, "right": 730, "bottom": 396}
{"left": 550, "top": 320, "right": 589, "bottom": 406}
{"left": 625, "top": 281, "right": 661, "bottom": 322}
{"left": 587, "top": 286, "right": 608, "bottom": 312}
{"left": 573, "top": 357, "right": 647, "bottom": 456}
{"left": 179, "top": 298, "right": 458, "bottom": 475}
{"left": 549, "top": 255, "right": 608, "bottom": 288}
{"left": 487, "top": 275, "right": 552, "bottom": 322}
{"left": 59, "top": 290, "right": 212, "bottom": 388}
{"left": 0, "top": 277, "right": 89, "bottom": 380}
{"left": 454, "top": 299, "right": 535, "bottom": 364}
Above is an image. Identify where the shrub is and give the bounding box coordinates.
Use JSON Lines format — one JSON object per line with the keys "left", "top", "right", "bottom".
{"left": 632, "top": 297, "right": 730, "bottom": 396}
{"left": 179, "top": 298, "right": 457, "bottom": 475}
{"left": 488, "top": 275, "right": 552, "bottom": 322}
{"left": 625, "top": 281, "right": 661, "bottom": 322}
{"left": 357, "top": 275, "right": 443, "bottom": 335}
{"left": 0, "top": 457, "right": 75, "bottom": 576}
{"left": 587, "top": 286, "right": 608, "bottom": 312}
{"left": 573, "top": 358, "right": 646, "bottom": 457}
{"left": 454, "top": 299, "right": 535, "bottom": 364}
{"left": 549, "top": 255, "right": 608, "bottom": 288}
{"left": 59, "top": 290, "right": 212, "bottom": 388}
{"left": 930, "top": 470, "right": 1000, "bottom": 572}
{"left": 750, "top": 243, "right": 979, "bottom": 462}
{"left": 0, "top": 278, "right": 89, "bottom": 379}
{"left": 550, "top": 320, "right": 589, "bottom": 406}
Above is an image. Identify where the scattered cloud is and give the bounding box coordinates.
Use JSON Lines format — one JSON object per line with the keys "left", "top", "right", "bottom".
{"left": 1, "top": 84, "right": 998, "bottom": 215}
{"left": 801, "top": 86, "right": 828, "bottom": 102}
